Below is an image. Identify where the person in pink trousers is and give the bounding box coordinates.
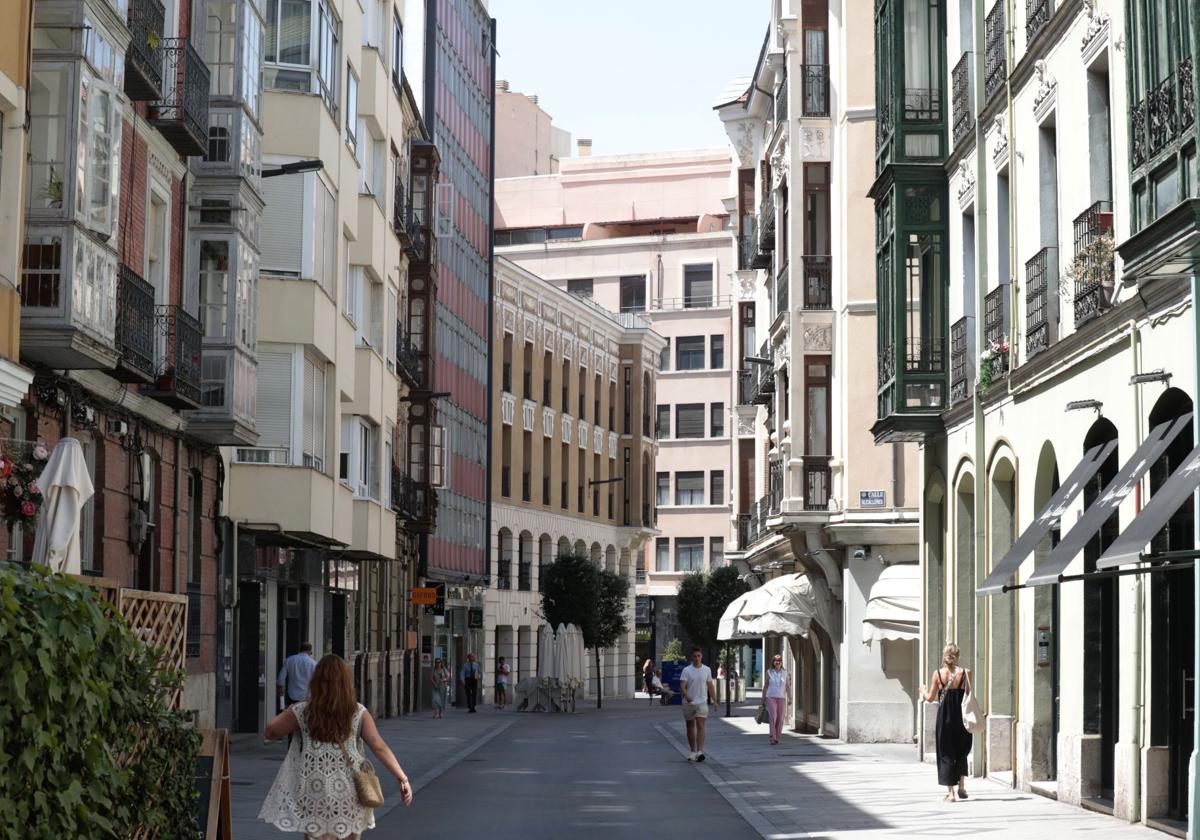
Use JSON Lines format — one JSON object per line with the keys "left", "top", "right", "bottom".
{"left": 763, "top": 654, "right": 791, "bottom": 745}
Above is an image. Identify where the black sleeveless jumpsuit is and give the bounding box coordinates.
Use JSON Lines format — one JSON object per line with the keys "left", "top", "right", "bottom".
{"left": 936, "top": 669, "right": 972, "bottom": 786}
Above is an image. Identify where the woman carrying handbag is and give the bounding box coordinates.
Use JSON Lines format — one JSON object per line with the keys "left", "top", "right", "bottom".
{"left": 260, "top": 654, "right": 415, "bottom": 838}
{"left": 919, "top": 643, "right": 975, "bottom": 802}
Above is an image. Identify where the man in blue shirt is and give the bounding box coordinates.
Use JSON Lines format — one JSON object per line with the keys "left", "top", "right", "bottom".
{"left": 460, "top": 653, "right": 481, "bottom": 713}
{"left": 277, "top": 642, "right": 317, "bottom": 707}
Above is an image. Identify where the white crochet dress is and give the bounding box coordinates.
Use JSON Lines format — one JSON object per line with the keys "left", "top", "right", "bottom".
{"left": 259, "top": 702, "right": 376, "bottom": 837}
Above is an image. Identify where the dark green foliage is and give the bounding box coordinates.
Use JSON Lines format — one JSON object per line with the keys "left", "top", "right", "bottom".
{"left": 0, "top": 564, "right": 200, "bottom": 839}
{"left": 676, "top": 565, "right": 749, "bottom": 662}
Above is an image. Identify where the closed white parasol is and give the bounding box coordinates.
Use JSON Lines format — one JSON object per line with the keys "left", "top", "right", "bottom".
{"left": 31, "top": 438, "right": 95, "bottom": 574}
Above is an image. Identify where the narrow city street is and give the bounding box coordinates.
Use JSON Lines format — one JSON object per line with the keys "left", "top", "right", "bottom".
{"left": 232, "top": 697, "right": 1167, "bottom": 840}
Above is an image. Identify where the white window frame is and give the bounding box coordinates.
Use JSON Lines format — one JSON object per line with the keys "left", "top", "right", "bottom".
{"left": 345, "top": 264, "right": 363, "bottom": 328}
{"left": 302, "top": 352, "right": 327, "bottom": 472}
{"left": 345, "top": 63, "right": 358, "bottom": 154}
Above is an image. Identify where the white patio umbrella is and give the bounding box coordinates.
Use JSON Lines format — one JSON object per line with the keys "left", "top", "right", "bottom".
{"left": 31, "top": 437, "right": 94, "bottom": 574}
{"left": 537, "top": 623, "right": 556, "bottom": 679}
{"left": 553, "top": 623, "right": 568, "bottom": 682}
{"left": 571, "top": 624, "right": 585, "bottom": 684}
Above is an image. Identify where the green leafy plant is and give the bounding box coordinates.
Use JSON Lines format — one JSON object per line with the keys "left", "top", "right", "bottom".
{"left": 660, "top": 638, "right": 684, "bottom": 661}
{"left": 0, "top": 565, "right": 200, "bottom": 838}
{"left": 540, "top": 551, "right": 630, "bottom": 708}
{"left": 676, "top": 566, "right": 749, "bottom": 665}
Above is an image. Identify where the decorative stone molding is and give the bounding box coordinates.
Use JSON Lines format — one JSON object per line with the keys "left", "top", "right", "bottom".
{"left": 803, "top": 325, "right": 832, "bottom": 351}
{"left": 771, "top": 142, "right": 789, "bottom": 189}
{"left": 736, "top": 270, "right": 758, "bottom": 301}
{"left": 1081, "top": 0, "right": 1110, "bottom": 60}
{"left": 608, "top": 431, "right": 617, "bottom": 458}
{"left": 991, "top": 114, "right": 1009, "bottom": 169}
{"left": 502, "top": 307, "right": 515, "bottom": 335}
{"left": 522, "top": 400, "right": 536, "bottom": 432}
{"left": 561, "top": 415, "right": 572, "bottom": 444}
{"left": 1032, "top": 60, "right": 1057, "bottom": 121}
{"left": 577, "top": 420, "right": 588, "bottom": 448}
{"left": 956, "top": 159, "right": 976, "bottom": 209}
{"left": 731, "top": 121, "right": 757, "bottom": 167}
{"left": 801, "top": 127, "right": 828, "bottom": 161}
{"left": 542, "top": 406, "right": 555, "bottom": 437}
{"left": 735, "top": 409, "right": 756, "bottom": 438}
{"left": 501, "top": 393, "right": 515, "bottom": 425}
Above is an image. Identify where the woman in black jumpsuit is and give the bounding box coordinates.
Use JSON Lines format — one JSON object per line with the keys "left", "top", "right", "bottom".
{"left": 920, "top": 642, "right": 972, "bottom": 802}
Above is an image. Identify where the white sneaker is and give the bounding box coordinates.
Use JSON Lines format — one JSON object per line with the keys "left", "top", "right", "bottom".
{"left": 696, "top": 752, "right": 706, "bottom": 763}
{"left": 687, "top": 751, "right": 696, "bottom": 762}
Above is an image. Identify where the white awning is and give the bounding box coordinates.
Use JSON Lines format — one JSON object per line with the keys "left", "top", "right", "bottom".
{"left": 717, "top": 586, "right": 771, "bottom": 640}
{"left": 862, "top": 564, "right": 921, "bottom": 647}
{"left": 737, "top": 573, "right": 820, "bottom": 638}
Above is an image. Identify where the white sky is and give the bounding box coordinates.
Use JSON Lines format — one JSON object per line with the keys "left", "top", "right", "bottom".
{"left": 488, "top": 0, "right": 767, "bottom": 155}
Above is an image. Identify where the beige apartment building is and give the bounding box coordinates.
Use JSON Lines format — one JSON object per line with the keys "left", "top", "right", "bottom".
{"left": 228, "top": 0, "right": 440, "bottom": 726}
{"left": 716, "top": 0, "right": 920, "bottom": 743}
{"left": 0, "top": 0, "right": 35, "bottom": 407}
{"left": 494, "top": 148, "right": 736, "bottom": 668}
{"left": 495, "top": 81, "right": 571, "bottom": 178}
{"left": 488, "top": 257, "right": 664, "bottom": 699}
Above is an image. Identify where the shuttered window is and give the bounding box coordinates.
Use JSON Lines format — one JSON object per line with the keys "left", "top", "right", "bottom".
{"left": 656, "top": 405, "right": 670, "bottom": 438}
{"left": 675, "top": 471, "right": 704, "bottom": 505}
{"left": 684, "top": 264, "right": 713, "bottom": 308}
{"left": 254, "top": 349, "right": 294, "bottom": 455}
{"left": 675, "top": 336, "right": 705, "bottom": 370}
{"left": 675, "top": 403, "right": 704, "bottom": 439}
{"left": 260, "top": 175, "right": 304, "bottom": 276}
{"left": 312, "top": 178, "right": 337, "bottom": 297}
{"left": 302, "top": 353, "right": 326, "bottom": 471}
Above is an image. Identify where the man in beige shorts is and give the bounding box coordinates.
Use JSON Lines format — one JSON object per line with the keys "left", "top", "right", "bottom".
{"left": 679, "top": 646, "right": 717, "bottom": 761}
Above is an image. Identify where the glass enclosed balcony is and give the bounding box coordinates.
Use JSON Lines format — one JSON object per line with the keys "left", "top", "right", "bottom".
{"left": 187, "top": 346, "right": 257, "bottom": 444}
{"left": 874, "top": 0, "right": 947, "bottom": 170}
{"left": 20, "top": 227, "right": 119, "bottom": 370}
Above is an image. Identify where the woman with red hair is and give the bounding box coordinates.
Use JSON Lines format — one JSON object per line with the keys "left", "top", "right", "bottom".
{"left": 260, "top": 654, "right": 413, "bottom": 837}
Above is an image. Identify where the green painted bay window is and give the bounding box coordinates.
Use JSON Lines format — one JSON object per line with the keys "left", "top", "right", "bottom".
{"left": 875, "top": 0, "right": 947, "bottom": 171}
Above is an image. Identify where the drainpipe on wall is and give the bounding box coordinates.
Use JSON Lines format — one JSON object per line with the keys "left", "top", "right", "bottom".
{"left": 1130, "top": 319, "right": 1145, "bottom": 824}
{"left": 1004, "top": 0, "right": 1018, "bottom": 790}
{"left": 173, "top": 437, "right": 182, "bottom": 595}
{"left": 971, "top": 0, "right": 992, "bottom": 780}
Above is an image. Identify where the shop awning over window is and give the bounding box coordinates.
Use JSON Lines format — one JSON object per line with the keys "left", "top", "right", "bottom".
{"left": 1098, "top": 442, "right": 1200, "bottom": 569}
{"left": 1025, "top": 414, "right": 1192, "bottom": 588}
{"left": 719, "top": 573, "right": 823, "bottom": 639}
{"left": 862, "top": 563, "right": 920, "bottom": 647}
{"left": 978, "top": 440, "right": 1116, "bottom": 596}
{"left": 717, "top": 589, "right": 760, "bottom": 641}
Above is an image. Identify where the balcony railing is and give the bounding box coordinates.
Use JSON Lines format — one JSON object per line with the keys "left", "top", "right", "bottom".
{"left": 114, "top": 264, "right": 157, "bottom": 383}
{"left": 775, "top": 263, "right": 789, "bottom": 317}
{"left": 149, "top": 38, "right": 210, "bottom": 157}
{"left": 648, "top": 294, "right": 732, "bottom": 311}
{"left": 392, "top": 182, "right": 412, "bottom": 247}
{"left": 950, "top": 316, "right": 971, "bottom": 406}
{"left": 1025, "top": 0, "right": 1052, "bottom": 42}
{"left": 1073, "top": 200, "right": 1114, "bottom": 327}
{"left": 775, "top": 71, "right": 788, "bottom": 124}
{"left": 1131, "top": 58, "right": 1194, "bottom": 169}
{"left": 396, "top": 325, "right": 421, "bottom": 386}
{"left": 758, "top": 193, "right": 776, "bottom": 253}
{"left": 952, "top": 53, "right": 972, "bottom": 146}
{"left": 740, "top": 215, "right": 761, "bottom": 271}
{"left": 804, "top": 456, "right": 832, "bottom": 511}
{"left": 144, "top": 305, "right": 202, "bottom": 409}
{"left": 982, "top": 286, "right": 1009, "bottom": 383}
{"left": 1025, "top": 247, "right": 1056, "bottom": 358}
{"left": 125, "top": 0, "right": 166, "bottom": 101}
{"left": 984, "top": 0, "right": 1006, "bottom": 101}
{"left": 802, "top": 65, "right": 829, "bottom": 117}
{"left": 802, "top": 256, "right": 832, "bottom": 310}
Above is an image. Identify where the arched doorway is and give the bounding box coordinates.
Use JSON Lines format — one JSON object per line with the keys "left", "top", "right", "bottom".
{"left": 1146, "top": 388, "right": 1194, "bottom": 821}
{"left": 953, "top": 471, "right": 976, "bottom": 664}
{"left": 1081, "top": 416, "right": 1119, "bottom": 801}
{"left": 1031, "top": 441, "right": 1060, "bottom": 782}
{"left": 988, "top": 452, "right": 1017, "bottom": 773}
{"left": 538, "top": 534, "right": 552, "bottom": 593}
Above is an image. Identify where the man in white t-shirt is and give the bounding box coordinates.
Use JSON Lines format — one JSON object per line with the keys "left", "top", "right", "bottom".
{"left": 679, "top": 646, "right": 716, "bottom": 762}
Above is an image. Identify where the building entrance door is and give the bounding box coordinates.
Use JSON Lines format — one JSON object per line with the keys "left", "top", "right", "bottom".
{"left": 234, "top": 581, "right": 261, "bottom": 733}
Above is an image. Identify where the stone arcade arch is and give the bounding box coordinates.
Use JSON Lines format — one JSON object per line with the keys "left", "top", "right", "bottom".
{"left": 987, "top": 446, "right": 1017, "bottom": 774}
{"left": 1029, "top": 440, "right": 1060, "bottom": 784}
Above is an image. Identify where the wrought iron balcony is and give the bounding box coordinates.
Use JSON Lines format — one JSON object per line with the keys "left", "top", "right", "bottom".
{"left": 802, "top": 256, "right": 832, "bottom": 310}
{"left": 150, "top": 39, "right": 210, "bottom": 157}
{"left": 982, "top": 287, "right": 1009, "bottom": 383}
{"left": 1025, "top": 0, "right": 1052, "bottom": 43}
{"left": 392, "top": 181, "right": 412, "bottom": 247}
{"left": 774, "top": 262, "right": 789, "bottom": 318}
{"left": 1073, "top": 200, "right": 1114, "bottom": 327}
{"left": 758, "top": 193, "right": 776, "bottom": 253}
{"left": 739, "top": 215, "right": 762, "bottom": 270}
{"left": 949, "top": 316, "right": 971, "bottom": 407}
{"left": 951, "top": 53, "right": 972, "bottom": 146}
{"left": 802, "top": 65, "right": 829, "bottom": 117}
{"left": 125, "top": 0, "right": 166, "bottom": 101}
{"left": 143, "top": 305, "right": 203, "bottom": 409}
{"left": 114, "top": 264, "right": 157, "bottom": 383}
{"left": 775, "top": 71, "right": 788, "bottom": 124}
{"left": 396, "top": 325, "right": 421, "bottom": 387}
{"left": 984, "top": 0, "right": 1006, "bottom": 101}
{"left": 1024, "top": 247, "right": 1056, "bottom": 358}
{"left": 1131, "top": 58, "right": 1195, "bottom": 170}
{"left": 804, "top": 456, "right": 831, "bottom": 511}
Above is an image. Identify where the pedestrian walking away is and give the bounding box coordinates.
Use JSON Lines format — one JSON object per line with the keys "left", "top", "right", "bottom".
{"left": 430, "top": 657, "right": 449, "bottom": 719}
{"left": 277, "top": 642, "right": 318, "bottom": 708}
{"left": 679, "top": 646, "right": 717, "bottom": 762}
{"left": 920, "top": 642, "right": 973, "bottom": 802}
{"left": 461, "top": 652, "right": 481, "bottom": 713}
{"left": 495, "top": 656, "right": 510, "bottom": 709}
{"left": 259, "top": 654, "right": 414, "bottom": 838}
{"left": 763, "top": 654, "right": 791, "bottom": 745}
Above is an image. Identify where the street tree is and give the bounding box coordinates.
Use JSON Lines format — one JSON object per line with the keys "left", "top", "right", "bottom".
{"left": 676, "top": 566, "right": 749, "bottom": 664}
{"left": 540, "top": 551, "right": 630, "bottom": 708}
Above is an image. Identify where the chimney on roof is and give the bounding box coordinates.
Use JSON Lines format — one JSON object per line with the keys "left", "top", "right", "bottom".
{"left": 577, "top": 139, "right": 592, "bottom": 157}
{"left": 497, "top": 79, "right": 510, "bottom": 92}
{"left": 528, "top": 94, "right": 538, "bottom": 105}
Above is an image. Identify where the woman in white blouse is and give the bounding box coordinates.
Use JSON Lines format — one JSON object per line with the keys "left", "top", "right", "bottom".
{"left": 763, "top": 654, "right": 791, "bottom": 745}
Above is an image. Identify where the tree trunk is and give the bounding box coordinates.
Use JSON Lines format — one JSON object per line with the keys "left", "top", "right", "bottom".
{"left": 595, "top": 647, "right": 602, "bottom": 709}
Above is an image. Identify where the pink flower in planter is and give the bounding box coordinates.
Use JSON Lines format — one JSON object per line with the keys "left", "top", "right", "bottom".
{"left": 32, "top": 445, "right": 48, "bottom": 461}
{"left": 19, "top": 501, "right": 35, "bottom": 517}
{"left": 29, "top": 483, "right": 40, "bottom": 496}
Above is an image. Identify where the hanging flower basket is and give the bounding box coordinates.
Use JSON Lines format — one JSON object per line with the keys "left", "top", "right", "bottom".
{"left": 1, "top": 444, "right": 48, "bottom": 529}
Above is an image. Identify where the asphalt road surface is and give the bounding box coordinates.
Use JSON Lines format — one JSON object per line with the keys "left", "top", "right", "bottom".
{"left": 376, "top": 702, "right": 758, "bottom": 839}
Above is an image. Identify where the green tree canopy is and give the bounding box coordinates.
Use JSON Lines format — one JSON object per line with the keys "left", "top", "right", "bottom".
{"left": 676, "top": 565, "right": 749, "bottom": 661}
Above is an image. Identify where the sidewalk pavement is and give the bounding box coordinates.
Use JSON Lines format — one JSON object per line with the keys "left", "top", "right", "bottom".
{"left": 657, "top": 700, "right": 1164, "bottom": 840}
{"left": 229, "top": 704, "right": 515, "bottom": 839}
